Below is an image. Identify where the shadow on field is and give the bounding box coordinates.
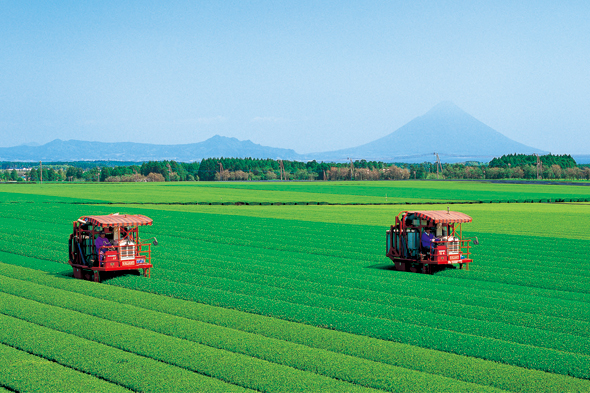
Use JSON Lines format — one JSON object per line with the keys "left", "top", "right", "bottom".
{"left": 365, "top": 263, "right": 458, "bottom": 275}
{"left": 56, "top": 268, "right": 141, "bottom": 283}
{"left": 366, "top": 263, "right": 397, "bottom": 271}
{"left": 99, "top": 270, "right": 141, "bottom": 282}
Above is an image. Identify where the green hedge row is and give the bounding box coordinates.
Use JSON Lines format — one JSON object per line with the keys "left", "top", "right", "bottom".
{"left": 0, "top": 275, "right": 496, "bottom": 393}
{"left": 0, "top": 312, "right": 247, "bottom": 393}
{"left": 0, "top": 343, "right": 128, "bottom": 393}
{"left": 11, "top": 197, "right": 590, "bottom": 206}
{"left": 0, "top": 290, "right": 380, "bottom": 393}
{"left": 155, "top": 256, "right": 590, "bottom": 339}
{"left": 2, "top": 262, "right": 589, "bottom": 393}
{"left": 106, "top": 273, "right": 590, "bottom": 379}
{"left": 149, "top": 265, "right": 590, "bottom": 357}
{"left": 2, "top": 212, "right": 589, "bottom": 337}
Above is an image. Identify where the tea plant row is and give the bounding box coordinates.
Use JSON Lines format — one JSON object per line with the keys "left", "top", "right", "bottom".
{"left": 2, "top": 262, "right": 589, "bottom": 393}
{"left": 0, "top": 342, "right": 129, "bottom": 393}
{"left": 0, "top": 273, "right": 496, "bottom": 393}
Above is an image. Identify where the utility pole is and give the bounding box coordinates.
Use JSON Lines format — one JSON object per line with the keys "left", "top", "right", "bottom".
{"left": 167, "top": 163, "right": 172, "bottom": 181}
{"left": 279, "top": 160, "right": 285, "bottom": 181}
{"left": 217, "top": 162, "right": 223, "bottom": 180}
{"left": 536, "top": 154, "right": 542, "bottom": 180}
{"left": 39, "top": 161, "right": 42, "bottom": 184}
{"left": 434, "top": 153, "right": 442, "bottom": 179}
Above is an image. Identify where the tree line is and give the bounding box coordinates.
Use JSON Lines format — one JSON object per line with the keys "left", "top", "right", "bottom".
{"left": 488, "top": 153, "right": 577, "bottom": 169}
{"left": 1, "top": 154, "right": 589, "bottom": 182}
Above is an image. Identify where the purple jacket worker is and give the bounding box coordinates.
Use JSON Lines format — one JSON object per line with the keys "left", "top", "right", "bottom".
{"left": 95, "top": 233, "right": 112, "bottom": 260}
{"left": 421, "top": 229, "right": 435, "bottom": 250}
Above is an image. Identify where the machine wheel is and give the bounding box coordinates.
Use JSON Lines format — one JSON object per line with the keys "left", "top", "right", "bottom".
{"left": 422, "top": 264, "right": 431, "bottom": 274}
{"left": 93, "top": 271, "right": 100, "bottom": 283}
{"left": 69, "top": 234, "right": 75, "bottom": 262}
{"left": 394, "top": 261, "right": 406, "bottom": 271}
{"left": 73, "top": 267, "right": 82, "bottom": 279}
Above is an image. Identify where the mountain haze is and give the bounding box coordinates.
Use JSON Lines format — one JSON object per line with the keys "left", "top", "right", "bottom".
{"left": 0, "top": 136, "right": 303, "bottom": 162}
{"left": 307, "top": 101, "right": 546, "bottom": 162}
{"left": 0, "top": 102, "right": 548, "bottom": 163}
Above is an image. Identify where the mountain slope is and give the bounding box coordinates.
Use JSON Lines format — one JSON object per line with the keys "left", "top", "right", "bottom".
{"left": 307, "top": 101, "right": 546, "bottom": 162}
{"left": 0, "top": 102, "right": 549, "bottom": 163}
{"left": 0, "top": 136, "right": 303, "bottom": 162}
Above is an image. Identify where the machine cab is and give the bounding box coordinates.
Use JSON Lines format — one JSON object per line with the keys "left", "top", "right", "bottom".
{"left": 386, "top": 210, "right": 476, "bottom": 274}
{"left": 68, "top": 213, "right": 156, "bottom": 282}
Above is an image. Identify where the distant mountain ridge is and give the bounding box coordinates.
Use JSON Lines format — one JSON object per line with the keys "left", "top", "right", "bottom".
{"left": 0, "top": 102, "right": 551, "bottom": 163}
{"left": 573, "top": 155, "right": 590, "bottom": 165}
{"left": 0, "top": 136, "right": 303, "bottom": 162}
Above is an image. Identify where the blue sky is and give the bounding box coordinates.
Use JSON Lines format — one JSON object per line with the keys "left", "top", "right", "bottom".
{"left": 1, "top": 1, "right": 589, "bottom": 154}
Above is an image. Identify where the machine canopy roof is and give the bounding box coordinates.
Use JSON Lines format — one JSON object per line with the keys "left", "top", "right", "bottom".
{"left": 81, "top": 214, "right": 153, "bottom": 227}
{"left": 409, "top": 210, "right": 472, "bottom": 224}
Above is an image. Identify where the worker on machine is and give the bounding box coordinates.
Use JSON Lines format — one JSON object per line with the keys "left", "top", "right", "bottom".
{"left": 95, "top": 229, "right": 114, "bottom": 261}
{"left": 421, "top": 228, "right": 436, "bottom": 255}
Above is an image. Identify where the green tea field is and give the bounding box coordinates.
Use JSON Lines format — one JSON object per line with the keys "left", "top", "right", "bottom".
{"left": 1, "top": 180, "right": 589, "bottom": 392}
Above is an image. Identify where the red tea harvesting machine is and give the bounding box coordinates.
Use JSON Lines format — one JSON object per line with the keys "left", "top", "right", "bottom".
{"left": 69, "top": 213, "right": 157, "bottom": 282}
{"left": 386, "top": 210, "right": 478, "bottom": 274}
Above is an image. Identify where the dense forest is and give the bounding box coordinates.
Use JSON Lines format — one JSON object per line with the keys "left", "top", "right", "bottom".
{"left": 1, "top": 154, "right": 589, "bottom": 182}
{"left": 488, "top": 153, "right": 577, "bottom": 169}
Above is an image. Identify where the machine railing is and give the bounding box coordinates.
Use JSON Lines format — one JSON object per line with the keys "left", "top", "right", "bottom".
{"left": 98, "top": 242, "right": 152, "bottom": 267}
{"left": 460, "top": 238, "right": 474, "bottom": 260}
{"left": 137, "top": 243, "right": 152, "bottom": 265}
{"left": 429, "top": 238, "right": 460, "bottom": 253}
{"left": 426, "top": 237, "right": 469, "bottom": 262}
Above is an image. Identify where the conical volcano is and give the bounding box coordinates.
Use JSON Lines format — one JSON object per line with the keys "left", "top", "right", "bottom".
{"left": 309, "top": 101, "right": 546, "bottom": 162}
